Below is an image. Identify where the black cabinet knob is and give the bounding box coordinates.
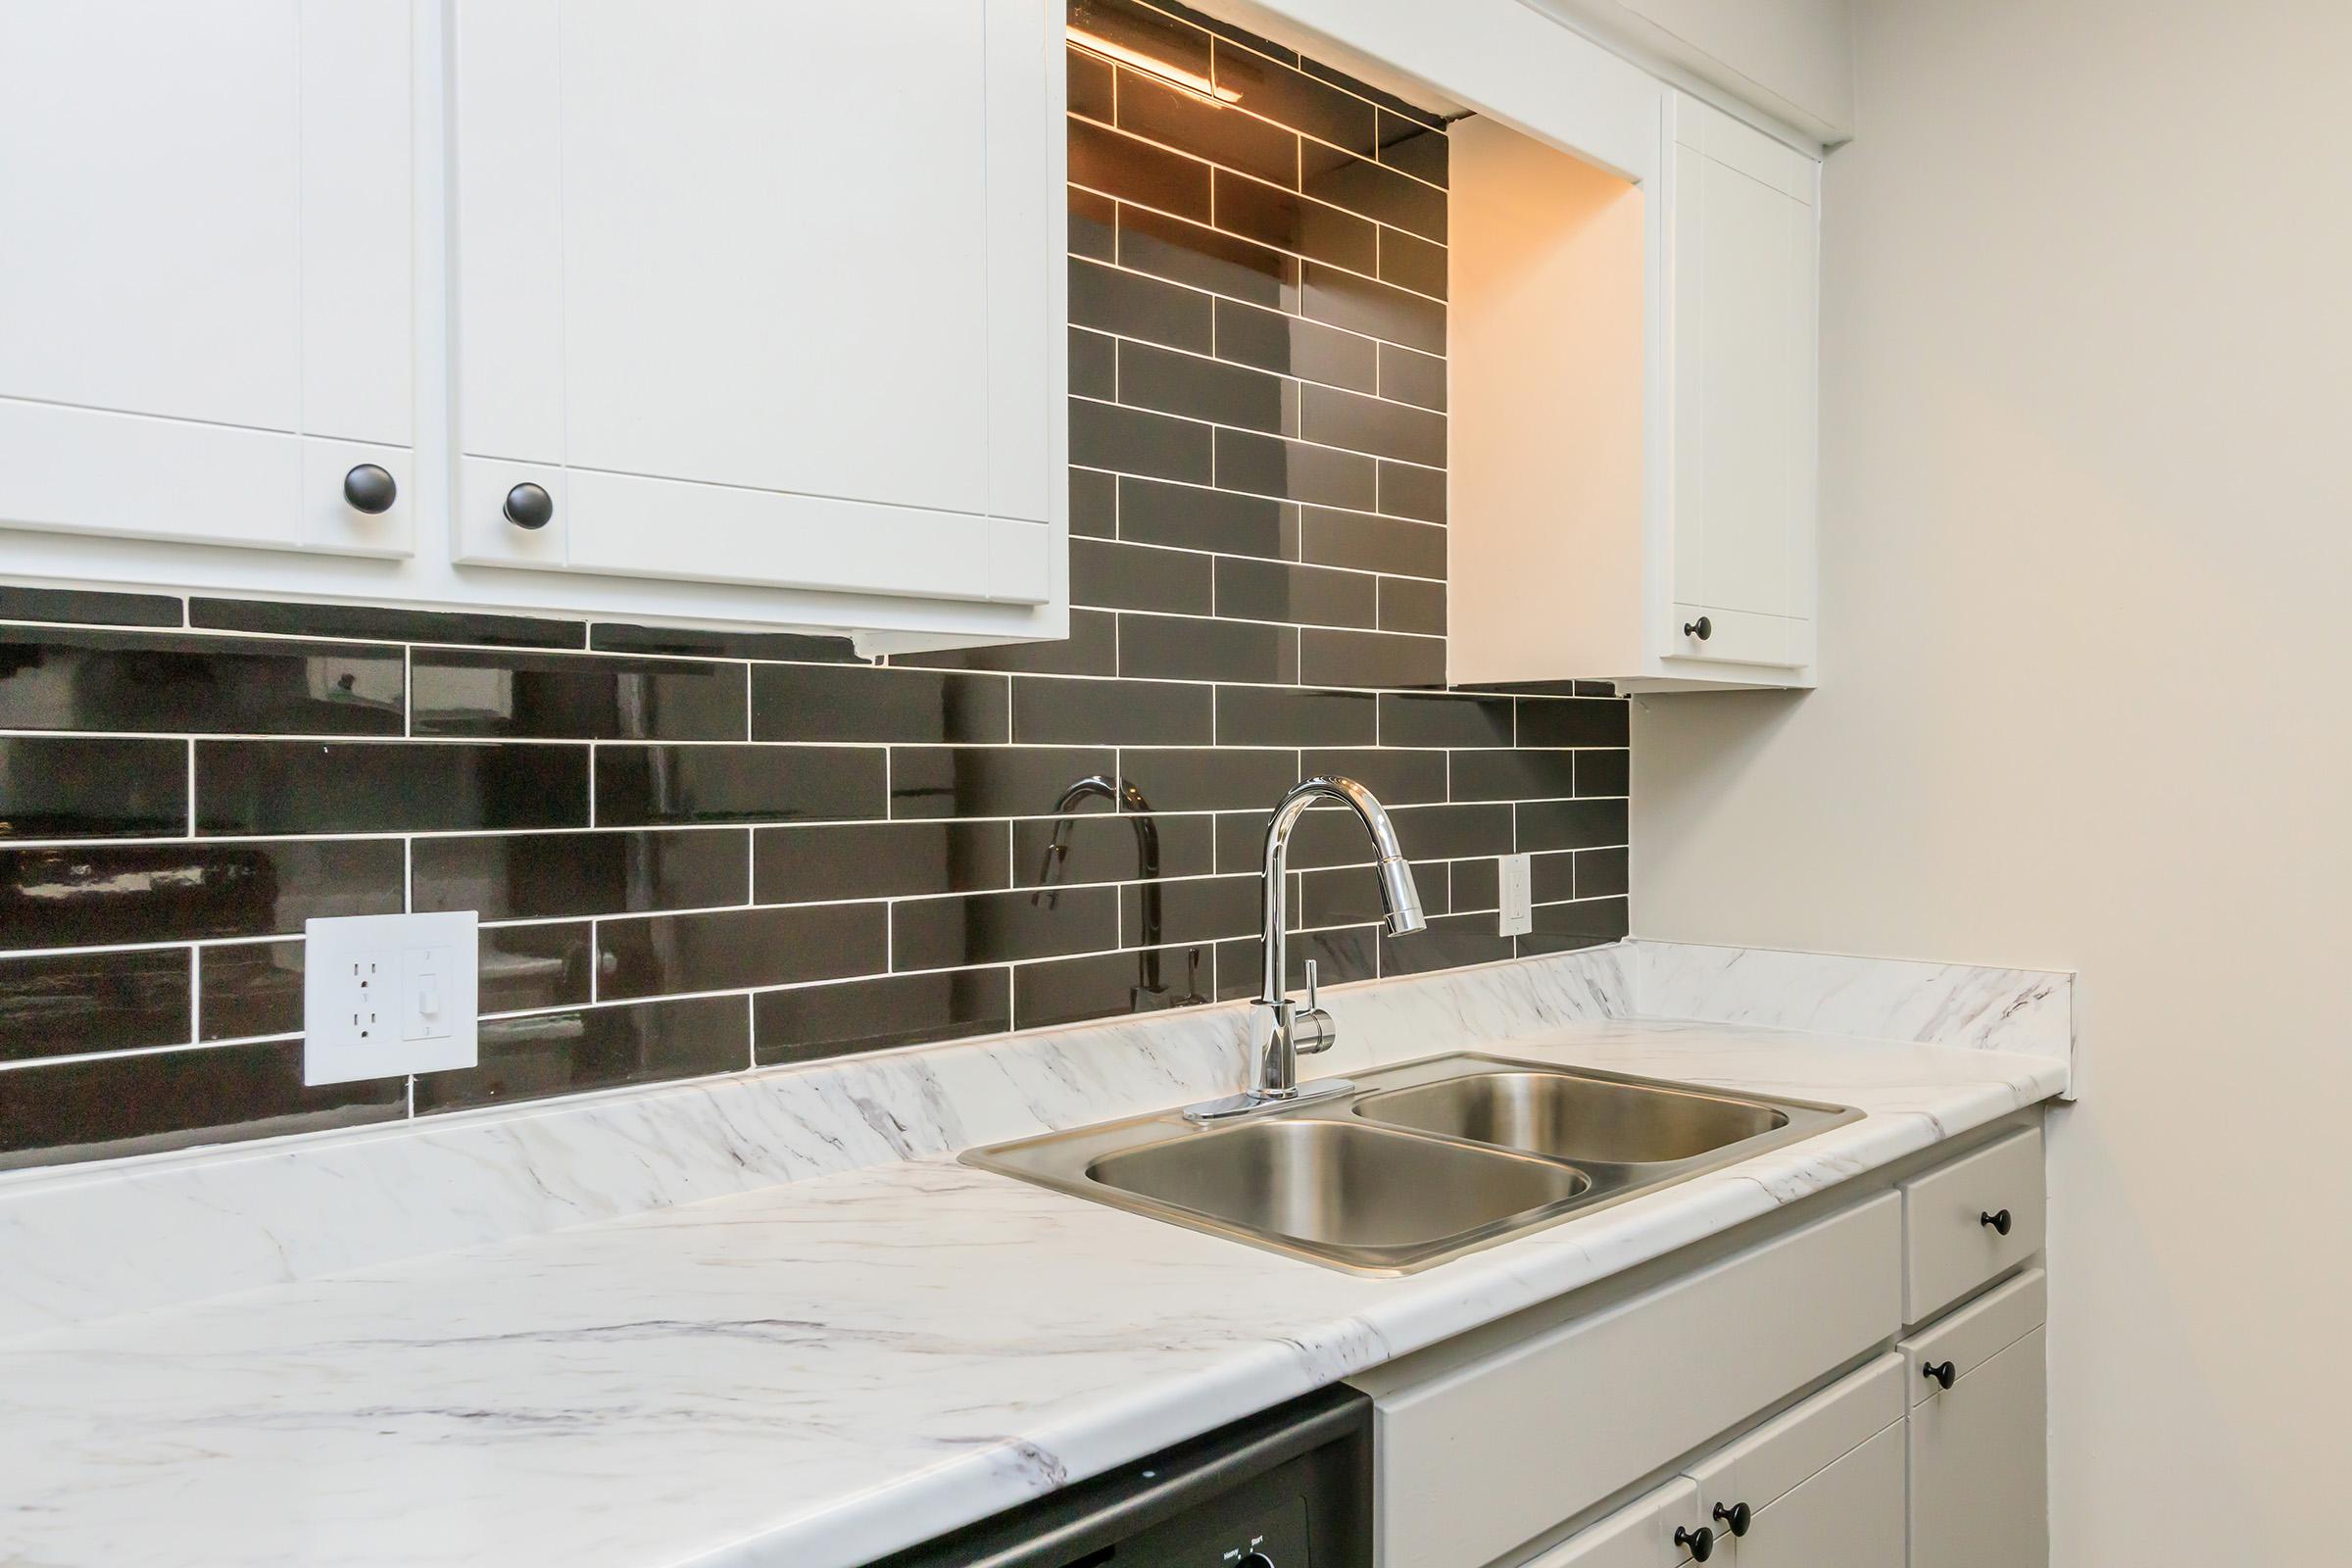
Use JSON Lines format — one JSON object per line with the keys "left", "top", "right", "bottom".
{"left": 342, "top": 464, "right": 397, "bottom": 514}
{"left": 503, "top": 482, "right": 554, "bottom": 530}
{"left": 1675, "top": 1525, "right": 1716, "bottom": 1561}
{"left": 1683, "top": 615, "right": 1713, "bottom": 640}
{"left": 1923, "top": 1358, "right": 1957, "bottom": 1391}
{"left": 1981, "top": 1208, "right": 2013, "bottom": 1236}
{"left": 1712, "top": 1501, "right": 1752, "bottom": 1538}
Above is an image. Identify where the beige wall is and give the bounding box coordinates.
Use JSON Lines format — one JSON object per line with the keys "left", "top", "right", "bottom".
{"left": 1632, "top": 1, "right": 2351, "bottom": 1560}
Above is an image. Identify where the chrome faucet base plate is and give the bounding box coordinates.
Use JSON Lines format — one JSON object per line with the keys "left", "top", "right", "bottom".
{"left": 1183, "top": 1077, "right": 1358, "bottom": 1124}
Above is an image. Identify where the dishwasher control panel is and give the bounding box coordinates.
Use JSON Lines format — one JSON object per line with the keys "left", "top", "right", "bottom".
{"left": 1122, "top": 1494, "right": 1311, "bottom": 1566}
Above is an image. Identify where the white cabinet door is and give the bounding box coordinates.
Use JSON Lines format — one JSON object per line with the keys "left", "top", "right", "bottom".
{"left": 0, "top": 0, "right": 416, "bottom": 558}
{"left": 450, "top": 0, "right": 1059, "bottom": 607}
{"left": 1665, "top": 96, "right": 1816, "bottom": 670}
{"left": 1729, "top": 1422, "right": 1905, "bottom": 1568}
{"left": 1516, "top": 1478, "right": 1708, "bottom": 1568}
{"left": 1908, "top": 1324, "right": 2049, "bottom": 1568}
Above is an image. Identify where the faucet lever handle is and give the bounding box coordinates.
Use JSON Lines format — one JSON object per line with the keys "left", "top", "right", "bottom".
{"left": 1303, "top": 958, "right": 1318, "bottom": 1011}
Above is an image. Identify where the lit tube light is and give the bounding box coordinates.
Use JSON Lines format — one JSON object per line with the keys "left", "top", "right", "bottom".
{"left": 1066, "top": 25, "right": 1242, "bottom": 103}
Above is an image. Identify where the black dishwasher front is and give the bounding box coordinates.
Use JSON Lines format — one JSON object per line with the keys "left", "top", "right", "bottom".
{"left": 868, "top": 1384, "right": 1371, "bottom": 1568}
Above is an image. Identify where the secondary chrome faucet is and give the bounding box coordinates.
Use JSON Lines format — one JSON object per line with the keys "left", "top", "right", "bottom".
{"left": 1186, "top": 776, "right": 1427, "bottom": 1122}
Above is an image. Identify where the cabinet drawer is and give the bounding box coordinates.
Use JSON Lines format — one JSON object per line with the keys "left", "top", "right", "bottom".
{"left": 1372, "top": 1197, "right": 1899, "bottom": 1568}
{"left": 1901, "top": 1267, "right": 2045, "bottom": 1407}
{"left": 1902, "top": 1272, "right": 2049, "bottom": 1568}
{"left": 1684, "top": 1353, "right": 1904, "bottom": 1536}
{"left": 1515, "top": 1479, "right": 1706, "bottom": 1568}
{"left": 1666, "top": 604, "right": 1809, "bottom": 669}
{"left": 1730, "top": 1421, "right": 1905, "bottom": 1568}
{"left": 1900, "top": 1125, "right": 2043, "bottom": 1324}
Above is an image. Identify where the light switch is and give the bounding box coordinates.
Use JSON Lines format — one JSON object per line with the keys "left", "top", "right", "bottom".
{"left": 1498, "top": 854, "right": 1533, "bottom": 937}
{"left": 304, "top": 912, "right": 479, "bottom": 1086}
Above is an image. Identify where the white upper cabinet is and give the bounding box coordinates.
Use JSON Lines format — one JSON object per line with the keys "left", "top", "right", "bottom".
{"left": 0, "top": 0, "right": 417, "bottom": 559}
{"left": 448, "top": 0, "right": 1060, "bottom": 610}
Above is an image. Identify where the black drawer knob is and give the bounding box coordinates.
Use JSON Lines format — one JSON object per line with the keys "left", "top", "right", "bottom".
{"left": 1923, "top": 1358, "right": 1957, "bottom": 1391}
{"left": 1683, "top": 615, "right": 1713, "bottom": 640}
{"left": 342, "top": 464, "right": 397, "bottom": 514}
{"left": 503, "top": 482, "right": 554, "bottom": 530}
{"left": 1676, "top": 1524, "right": 1716, "bottom": 1561}
{"left": 1712, "top": 1500, "right": 1752, "bottom": 1538}
{"left": 1981, "top": 1207, "right": 2013, "bottom": 1236}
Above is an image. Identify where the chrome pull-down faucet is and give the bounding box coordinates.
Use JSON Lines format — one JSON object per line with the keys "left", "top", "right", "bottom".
{"left": 1186, "top": 776, "right": 1427, "bottom": 1122}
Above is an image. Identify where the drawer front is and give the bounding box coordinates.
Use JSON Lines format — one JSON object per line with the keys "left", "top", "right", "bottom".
{"left": 1516, "top": 1479, "right": 1704, "bottom": 1568}
{"left": 1901, "top": 1268, "right": 2045, "bottom": 1408}
{"left": 1684, "top": 1353, "right": 1904, "bottom": 1531}
{"left": 1900, "top": 1125, "right": 2043, "bottom": 1324}
{"left": 1906, "top": 1324, "right": 2049, "bottom": 1568}
{"left": 1375, "top": 1196, "right": 1900, "bottom": 1568}
{"left": 1665, "top": 604, "right": 1809, "bottom": 669}
{"left": 1731, "top": 1421, "right": 1905, "bottom": 1568}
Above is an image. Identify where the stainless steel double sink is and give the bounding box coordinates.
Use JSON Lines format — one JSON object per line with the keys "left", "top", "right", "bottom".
{"left": 963, "top": 1054, "right": 1861, "bottom": 1275}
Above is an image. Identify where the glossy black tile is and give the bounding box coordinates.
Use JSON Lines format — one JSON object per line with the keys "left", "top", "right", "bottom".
{"left": 1118, "top": 340, "right": 1290, "bottom": 432}
{"left": 1069, "top": 186, "right": 1117, "bottom": 265}
{"left": 1214, "top": 558, "right": 1376, "bottom": 629}
{"left": 1118, "top": 477, "right": 1298, "bottom": 560}
{"left": 598, "top": 903, "right": 886, "bottom": 1001}
{"left": 1301, "top": 262, "right": 1445, "bottom": 354}
{"left": 1071, "top": 324, "right": 1117, "bottom": 399}
{"left": 1379, "top": 227, "right": 1448, "bottom": 299}
{"left": 1071, "top": 466, "right": 1118, "bottom": 539}
{"left": 1070, "top": 539, "right": 1214, "bottom": 615}
{"left": 1378, "top": 460, "right": 1447, "bottom": 523}
{"left": 192, "top": 598, "right": 583, "bottom": 650}
{"left": 1378, "top": 343, "right": 1446, "bottom": 411}
{"left": 1014, "top": 809, "right": 1213, "bottom": 887}
{"left": 413, "top": 649, "right": 742, "bottom": 741}
{"left": 754, "top": 820, "right": 1009, "bottom": 905}
{"left": 1379, "top": 575, "right": 1446, "bottom": 635}
{"left": 1525, "top": 896, "right": 1630, "bottom": 948}
{"left": 1067, "top": 39, "right": 1114, "bottom": 122}
{"left": 0, "top": 947, "right": 189, "bottom": 1063}
{"left": 0, "top": 736, "right": 186, "bottom": 839}
{"left": 1382, "top": 801, "right": 1514, "bottom": 863}
{"left": 1302, "top": 508, "right": 1446, "bottom": 577}
{"left": 1297, "top": 627, "right": 1445, "bottom": 689}
{"left": 595, "top": 745, "right": 882, "bottom": 828}
{"left": 1298, "top": 858, "right": 1449, "bottom": 928}
{"left": 415, "top": 995, "right": 749, "bottom": 1114}
{"left": 752, "top": 665, "right": 1006, "bottom": 745}
{"left": 1068, "top": 118, "right": 1212, "bottom": 221}
{"left": 1017, "top": 942, "right": 1215, "bottom": 1029}
{"left": 1303, "top": 150, "right": 1446, "bottom": 242}
{"left": 1119, "top": 68, "right": 1298, "bottom": 186}
{"left": 1298, "top": 58, "right": 1446, "bottom": 130}
{"left": 1214, "top": 684, "right": 1375, "bottom": 747}
{"left": 588, "top": 623, "right": 864, "bottom": 662}
{"left": 0, "top": 628, "right": 404, "bottom": 736}
{"left": 893, "top": 885, "right": 1119, "bottom": 968}
{"left": 755, "top": 969, "right": 1011, "bottom": 1066}
{"left": 1212, "top": 172, "right": 1378, "bottom": 272}
{"left": 1576, "top": 846, "right": 1629, "bottom": 900}
{"left": 1383, "top": 910, "right": 1512, "bottom": 975}
{"left": 1215, "top": 429, "right": 1376, "bottom": 511}
{"left": 1120, "top": 747, "right": 1301, "bottom": 812}
{"left": 1378, "top": 112, "right": 1449, "bottom": 186}
{"left": 1071, "top": 398, "right": 1213, "bottom": 482}
{"left": 1300, "top": 747, "right": 1446, "bottom": 805}
{"left": 1577, "top": 748, "right": 1631, "bottom": 798}
{"left": 890, "top": 746, "right": 1116, "bottom": 820}
{"left": 1119, "top": 872, "right": 1259, "bottom": 946}
{"left": 479, "top": 922, "right": 596, "bottom": 1014}
{"left": 1139, "top": 0, "right": 1293, "bottom": 64}
{"left": 896, "top": 610, "right": 1119, "bottom": 676}
{"left": 0, "top": 585, "right": 180, "bottom": 629}
{"left": 1069, "top": 259, "right": 1213, "bottom": 353}
{"left": 1118, "top": 204, "right": 1296, "bottom": 310}
{"left": 1514, "top": 697, "right": 1629, "bottom": 749}
{"left": 1450, "top": 856, "right": 1499, "bottom": 911}
{"left": 1448, "top": 748, "right": 1577, "bottom": 803}
{"left": 0, "top": 1038, "right": 403, "bottom": 1170}
{"left": 0, "top": 839, "right": 404, "bottom": 950}
{"left": 1120, "top": 612, "right": 1298, "bottom": 683}
{"left": 1067, "top": 0, "right": 1213, "bottom": 82}
{"left": 1298, "top": 384, "right": 1446, "bottom": 467}
{"left": 413, "top": 829, "right": 746, "bottom": 921}
{"left": 1380, "top": 692, "right": 1511, "bottom": 748}
{"left": 1529, "top": 849, "right": 1578, "bottom": 906}
{"left": 195, "top": 939, "right": 301, "bottom": 1042}
{"left": 1211, "top": 925, "right": 1378, "bottom": 1001}
{"left": 1517, "top": 797, "right": 1630, "bottom": 853}
{"left": 1210, "top": 41, "right": 1377, "bottom": 153}
{"left": 198, "top": 741, "right": 586, "bottom": 836}
{"left": 1213, "top": 299, "right": 1379, "bottom": 392}
{"left": 1011, "top": 674, "right": 1212, "bottom": 745}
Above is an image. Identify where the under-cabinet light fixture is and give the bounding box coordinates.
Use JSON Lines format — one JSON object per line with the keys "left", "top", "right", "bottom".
{"left": 1066, "top": 25, "right": 1243, "bottom": 103}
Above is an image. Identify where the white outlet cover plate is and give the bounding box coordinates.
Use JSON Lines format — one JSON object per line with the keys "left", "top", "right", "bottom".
{"left": 1498, "top": 853, "right": 1534, "bottom": 937}
{"left": 302, "top": 910, "right": 479, "bottom": 1086}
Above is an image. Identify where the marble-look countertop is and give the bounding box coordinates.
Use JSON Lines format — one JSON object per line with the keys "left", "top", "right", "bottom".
{"left": 0, "top": 1017, "right": 2065, "bottom": 1568}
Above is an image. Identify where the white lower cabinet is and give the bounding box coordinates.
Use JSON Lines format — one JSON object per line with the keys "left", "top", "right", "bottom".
{"left": 1517, "top": 1479, "right": 1708, "bottom": 1568}
{"left": 1901, "top": 1270, "right": 2050, "bottom": 1568}
{"left": 1684, "top": 1354, "right": 1906, "bottom": 1567}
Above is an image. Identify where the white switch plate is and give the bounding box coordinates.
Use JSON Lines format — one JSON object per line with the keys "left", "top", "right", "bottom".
{"left": 1498, "top": 853, "right": 1534, "bottom": 936}
{"left": 303, "top": 911, "right": 478, "bottom": 1086}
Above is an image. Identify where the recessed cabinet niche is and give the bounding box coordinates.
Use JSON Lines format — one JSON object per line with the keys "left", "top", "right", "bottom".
{"left": 0, "top": 0, "right": 1068, "bottom": 654}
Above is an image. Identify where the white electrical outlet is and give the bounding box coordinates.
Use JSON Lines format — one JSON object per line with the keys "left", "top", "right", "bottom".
{"left": 304, "top": 911, "right": 479, "bottom": 1086}
{"left": 1498, "top": 853, "right": 1534, "bottom": 936}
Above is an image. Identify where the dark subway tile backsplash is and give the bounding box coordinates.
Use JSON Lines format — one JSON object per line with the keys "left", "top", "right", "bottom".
{"left": 0, "top": 9, "right": 1629, "bottom": 1173}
